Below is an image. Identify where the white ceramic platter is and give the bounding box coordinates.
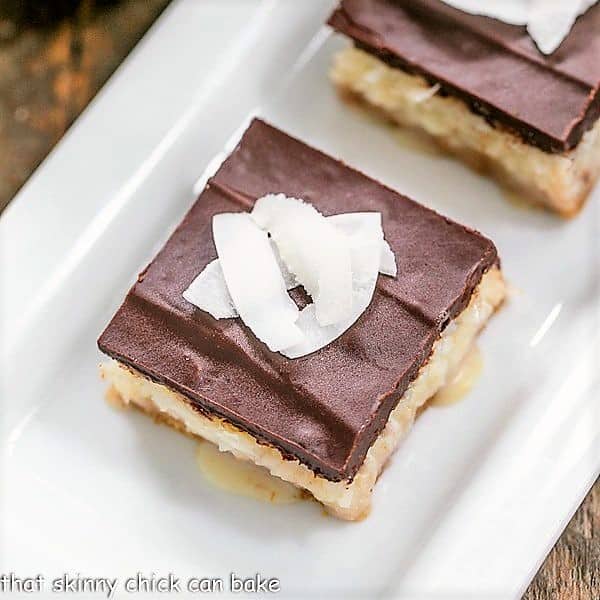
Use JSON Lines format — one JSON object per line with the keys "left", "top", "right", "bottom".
{"left": 2, "top": 1, "right": 598, "bottom": 598}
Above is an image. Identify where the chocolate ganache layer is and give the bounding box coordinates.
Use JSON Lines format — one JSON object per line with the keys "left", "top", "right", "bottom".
{"left": 328, "top": 0, "right": 600, "bottom": 153}
{"left": 98, "top": 119, "right": 498, "bottom": 481}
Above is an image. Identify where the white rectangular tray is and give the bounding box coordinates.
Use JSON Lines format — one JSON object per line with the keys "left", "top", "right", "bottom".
{"left": 2, "top": 1, "right": 598, "bottom": 598}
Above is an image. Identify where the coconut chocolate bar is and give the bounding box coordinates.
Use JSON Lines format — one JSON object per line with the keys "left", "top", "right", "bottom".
{"left": 328, "top": 0, "right": 600, "bottom": 217}
{"left": 98, "top": 118, "right": 505, "bottom": 520}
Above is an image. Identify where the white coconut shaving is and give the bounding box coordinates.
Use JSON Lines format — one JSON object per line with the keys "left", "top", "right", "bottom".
{"left": 441, "top": 0, "right": 528, "bottom": 25}
{"left": 252, "top": 194, "right": 353, "bottom": 327}
{"left": 184, "top": 214, "right": 396, "bottom": 321}
{"left": 379, "top": 240, "right": 397, "bottom": 278}
{"left": 281, "top": 211, "right": 383, "bottom": 359}
{"left": 441, "top": 0, "right": 597, "bottom": 54}
{"left": 527, "top": 0, "right": 597, "bottom": 54}
{"left": 183, "top": 198, "right": 397, "bottom": 358}
{"left": 183, "top": 259, "right": 238, "bottom": 319}
{"left": 211, "top": 213, "right": 304, "bottom": 352}
{"left": 328, "top": 212, "right": 397, "bottom": 278}
{"left": 270, "top": 239, "right": 298, "bottom": 291}
{"left": 184, "top": 244, "right": 298, "bottom": 321}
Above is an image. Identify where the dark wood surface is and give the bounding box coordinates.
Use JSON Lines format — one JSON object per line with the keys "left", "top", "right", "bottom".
{"left": 0, "top": 2, "right": 597, "bottom": 598}
{"left": 0, "top": 0, "right": 170, "bottom": 211}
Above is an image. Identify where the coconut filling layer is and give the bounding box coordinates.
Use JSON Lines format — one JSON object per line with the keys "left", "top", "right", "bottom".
{"left": 331, "top": 46, "right": 600, "bottom": 217}
{"left": 101, "top": 266, "right": 505, "bottom": 521}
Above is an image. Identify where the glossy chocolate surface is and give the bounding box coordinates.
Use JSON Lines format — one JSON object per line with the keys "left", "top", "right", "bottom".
{"left": 329, "top": 0, "right": 600, "bottom": 153}
{"left": 98, "top": 119, "right": 498, "bottom": 481}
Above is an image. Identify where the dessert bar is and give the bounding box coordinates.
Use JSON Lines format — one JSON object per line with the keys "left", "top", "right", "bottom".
{"left": 329, "top": 0, "right": 600, "bottom": 217}
{"left": 98, "top": 119, "right": 506, "bottom": 520}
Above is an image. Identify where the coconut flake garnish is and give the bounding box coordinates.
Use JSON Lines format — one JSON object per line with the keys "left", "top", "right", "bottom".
{"left": 441, "top": 0, "right": 597, "bottom": 54}
{"left": 183, "top": 259, "right": 238, "bottom": 319}
{"left": 252, "top": 194, "right": 353, "bottom": 327}
{"left": 281, "top": 211, "right": 383, "bottom": 359}
{"left": 527, "top": 0, "right": 597, "bottom": 54}
{"left": 379, "top": 240, "right": 397, "bottom": 278}
{"left": 183, "top": 196, "right": 397, "bottom": 358}
{"left": 211, "top": 213, "right": 304, "bottom": 352}
{"left": 270, "top": 239, "right": 298, "bottom": 291}
{"left": 184, "top": 242, "right": 298, "bottom": 322}
{"left": 328, "top": 212, "right": 397, "bottom": 278}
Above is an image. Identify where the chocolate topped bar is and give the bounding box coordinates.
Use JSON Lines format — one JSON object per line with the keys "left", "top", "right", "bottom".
{"left": 328, "top": 0, "right": 600, "bottom": 153}
{"left": 98, "top": 119, "right": 498, "bottom": 481}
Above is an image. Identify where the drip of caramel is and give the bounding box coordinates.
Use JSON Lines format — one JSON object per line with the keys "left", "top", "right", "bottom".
{"left": 196, "top": 442, "right": 302, "bottom": 505}
{"left": 431, "top": 346, "right": 483, "bottom": 407}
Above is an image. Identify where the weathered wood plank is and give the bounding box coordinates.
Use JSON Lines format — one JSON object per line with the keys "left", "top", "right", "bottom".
{"left": 524, "top": 480, "right": 599, "bottom": 600}
{"left": 0, "top": 0, "right": 170, "bottom": 211}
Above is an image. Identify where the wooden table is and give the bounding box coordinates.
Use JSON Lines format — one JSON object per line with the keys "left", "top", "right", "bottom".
{"left": 0, "top": 2, "right": 597, "bottom": 597}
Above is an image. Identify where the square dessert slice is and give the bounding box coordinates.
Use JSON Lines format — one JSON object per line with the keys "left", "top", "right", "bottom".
{"left": 328, "top": 0, "right": 600, "bottom": 217}
{"left": 98, "top": 118, "right": 505, "bottom": 520}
